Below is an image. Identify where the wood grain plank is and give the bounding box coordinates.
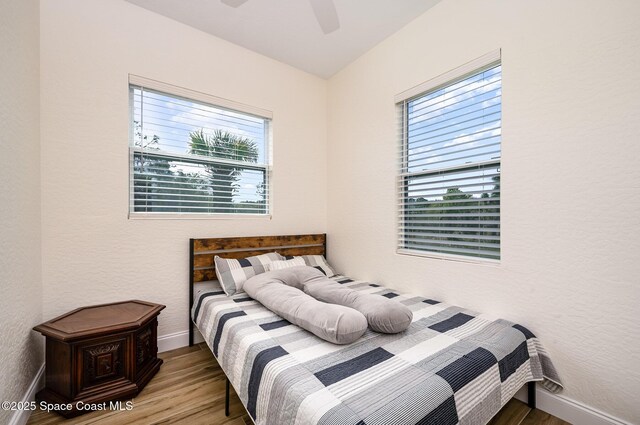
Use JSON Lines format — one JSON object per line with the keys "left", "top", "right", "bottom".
{"left": 193, "top": 234, "right": 325, "bottom": 252}
{"left": 193, "top": 245, "right": 326, "bottom": 268}
{"left": 488, "top": 399, "right": 531, "bottom": 425}
{"left": 192, "top": 233, "right": 327, "bottom": 282}
{"left": 521, "top": 408, "right": 572, "bottom": 425}
{"left": 193, "top": 269, "right": 217, "bottom": 282}
{"left": 157, "top": 344, "right": 200, "bottom": 359}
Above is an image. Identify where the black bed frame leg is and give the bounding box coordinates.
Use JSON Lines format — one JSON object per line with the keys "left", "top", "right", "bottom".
{"left": 225, "top": 378, "right": 230, "bottom": 416}
{"left": 527, "top": 381, "right": 536, "bottom": 409}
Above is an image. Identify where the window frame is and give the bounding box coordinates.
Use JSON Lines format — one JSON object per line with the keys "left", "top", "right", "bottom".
{"left": 396, "top": 50, "right": 502, "bottom": 263}
{"left": 127, "top": 75, "right": 273, "bottom": 219}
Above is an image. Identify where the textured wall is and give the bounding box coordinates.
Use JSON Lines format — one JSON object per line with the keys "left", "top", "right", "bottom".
{"left": 327, "top": 0, "right": 640, "bottom": 422}
{"left": 40, "top": 0, "right": 327, "bottom": 336}
{"left": 0, "top": 0, "right": 42, "bottom": 422}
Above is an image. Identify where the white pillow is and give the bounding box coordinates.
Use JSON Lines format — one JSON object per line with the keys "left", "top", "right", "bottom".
{"left": 214, "top": 252, "right": 283, "bottom": 295}
{"left": 279, "top": 254, "right": 337, "bottom": 277}
{"left": 266, "top": 257, "right": 306, "bottom": 271}
{"left": 271, "top": 255, "right": 336, "bottom": 277}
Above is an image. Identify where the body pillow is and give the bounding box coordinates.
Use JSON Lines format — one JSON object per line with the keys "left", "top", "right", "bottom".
{"left": 272, "top": 266, "right": 413, "bottom": 334}
{"left": 303, "top": 272, "right": 413, "bottom": 334}
{"left": 247, "top": 266, "right": 413, "bottom": 334}
{"left": 243, "top": 269, "right": 367, "bottom": 344}
{"left": 265, "top": 257, "right": 306, "bottom": 271}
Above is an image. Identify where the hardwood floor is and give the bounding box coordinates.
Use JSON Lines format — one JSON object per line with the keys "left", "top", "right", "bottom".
{"left": 28, "top": 344, "right": 570, "bottom": 425}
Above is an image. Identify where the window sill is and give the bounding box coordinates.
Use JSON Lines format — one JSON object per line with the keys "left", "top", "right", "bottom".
{"left": 128, "top": 213, "right": 272, "bottom": 220}
{"left": 396, "top": 248, "right": 501, "bottom": 266}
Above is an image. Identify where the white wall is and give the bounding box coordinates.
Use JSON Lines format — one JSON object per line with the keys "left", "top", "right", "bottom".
{"left": 40, "top": 0, "right": 327, "bottom": 337}
{"left": 0, "top": 0, "right": 42, "bottom": 422}
{"left": 30, "top": 0, "right": 640, "bottom": 422}
{"left": 327, "top": 0, "right": 640, "bottom": 423}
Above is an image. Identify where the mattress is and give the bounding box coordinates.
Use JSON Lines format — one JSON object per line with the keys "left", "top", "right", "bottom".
{"left": 192, "top": 275, "right": 562, "bottom": 425}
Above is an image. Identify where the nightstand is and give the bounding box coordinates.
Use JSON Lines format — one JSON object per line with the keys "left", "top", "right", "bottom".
{"left": 33, "top": 300, "right": 165, "bottom": 417}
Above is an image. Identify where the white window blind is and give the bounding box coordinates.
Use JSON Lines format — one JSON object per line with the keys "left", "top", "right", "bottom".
{"left": 129, "top": 77, "right": 271, "bottom": 217}
{"left": 397, "top": 56, "right": 501, "bottom": 260}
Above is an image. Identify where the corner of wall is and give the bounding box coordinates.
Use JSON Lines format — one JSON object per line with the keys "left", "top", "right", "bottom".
{"left": 0, "top": 0, "right": 44, "bottom": 423}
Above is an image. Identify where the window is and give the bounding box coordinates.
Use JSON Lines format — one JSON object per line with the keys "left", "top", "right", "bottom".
{"left": 397, "top": 52, "right": 501, "bottom": 261}
{"left": 129, "top": 76, "right": 272, "bottom": 217}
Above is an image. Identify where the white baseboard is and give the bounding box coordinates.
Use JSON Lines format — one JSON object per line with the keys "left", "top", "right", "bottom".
{"left": 9, "top": 363, "right": 45, "bottom": 425}
{"left": 515, "top": 385, "right": 633, "bottom": 425}
{"left": 157, "top": 329, "right": 203, "bottom": 353}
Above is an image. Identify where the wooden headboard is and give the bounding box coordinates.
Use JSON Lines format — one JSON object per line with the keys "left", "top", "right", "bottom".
{"left": 188, "top": 233, "right": 326, "bottom": 345}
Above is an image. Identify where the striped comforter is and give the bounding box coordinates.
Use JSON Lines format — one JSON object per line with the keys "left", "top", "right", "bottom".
{"left": 192, "top": 275, "right": 562, "bottom": 425}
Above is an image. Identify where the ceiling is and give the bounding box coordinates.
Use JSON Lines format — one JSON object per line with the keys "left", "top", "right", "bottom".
{"left": 125, "top": 0, "right": 442, "bottom": 79}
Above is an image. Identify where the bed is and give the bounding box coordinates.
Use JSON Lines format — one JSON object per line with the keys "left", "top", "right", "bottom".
{"left": 188, "top": 234, "right": 562, "bottom": 425}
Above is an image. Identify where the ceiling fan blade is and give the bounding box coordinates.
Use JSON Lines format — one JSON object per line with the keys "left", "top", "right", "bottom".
{"left": 221, "top": 0, "right": 248, "bottom": 8}
{"left": 308, "top": 0, "right": 340, "bottom": 34}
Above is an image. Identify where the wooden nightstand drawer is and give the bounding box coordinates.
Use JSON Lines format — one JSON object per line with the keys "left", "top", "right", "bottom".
{"left": 78, "top": 336, "right": 128, "bottom": 392}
